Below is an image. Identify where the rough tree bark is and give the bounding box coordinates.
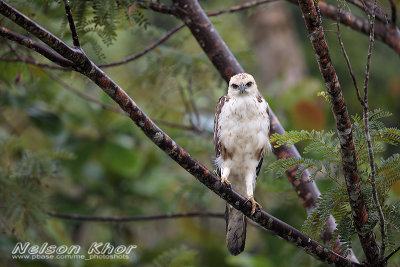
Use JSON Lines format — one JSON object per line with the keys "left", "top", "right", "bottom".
{"left": 296, "top": 0, "right": 381, "bottom": 264}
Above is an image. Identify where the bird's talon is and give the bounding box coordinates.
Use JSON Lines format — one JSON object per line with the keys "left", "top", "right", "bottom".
{"left": 246, "top": 196, "right": 262, "bottom": 215}
{"left": 220, "top": 176, "right": 231, "bottom": 187}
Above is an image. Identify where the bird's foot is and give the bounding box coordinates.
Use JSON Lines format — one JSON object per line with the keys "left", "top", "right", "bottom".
{"left": 245, "top": 195, "right": 262, "bottom": 215}
{"left": 213, "top": 170, "right": 232, "bottom": 189}
{"left": 221, "top": 177, "right": 232, "bottom": 189}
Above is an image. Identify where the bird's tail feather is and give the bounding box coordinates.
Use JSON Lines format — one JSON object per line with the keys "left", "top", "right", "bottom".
{"left": 225, "top": 204, "right": 246, "bottom": 256}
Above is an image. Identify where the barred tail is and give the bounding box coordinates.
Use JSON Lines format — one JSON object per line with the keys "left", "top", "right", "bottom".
{"left": 225, "top": 204, "right": 246, "bottom": 255}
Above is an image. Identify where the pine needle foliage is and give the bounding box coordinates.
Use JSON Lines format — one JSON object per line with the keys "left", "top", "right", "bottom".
{"left": 267, "top": 109, "right": 400, "bottom": 255}
{"left": 0, "top": 137, "right": 73, "bottom": 237}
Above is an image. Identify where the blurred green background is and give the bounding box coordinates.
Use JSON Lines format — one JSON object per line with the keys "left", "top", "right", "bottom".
{"left": 0, "top": 0, "right": 399, "bottom": 266}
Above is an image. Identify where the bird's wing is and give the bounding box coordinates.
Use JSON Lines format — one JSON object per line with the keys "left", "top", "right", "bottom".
{"left": 255, "top": 94, "right": 271, "bottom": 178}
{"left": 214, "top": 95, "right": 229, "bottom": 175}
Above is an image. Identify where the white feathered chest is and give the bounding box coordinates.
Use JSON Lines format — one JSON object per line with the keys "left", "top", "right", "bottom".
{"left": 216, "top": 94, "right": 271, "bottom": 179}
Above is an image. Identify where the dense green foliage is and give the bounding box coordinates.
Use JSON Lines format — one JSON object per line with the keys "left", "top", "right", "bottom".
{"left": 267, "top": 109, "right": 400, "bottom": 256}
{"left": 0, "top": 0, "right": 399, "bottom": 266}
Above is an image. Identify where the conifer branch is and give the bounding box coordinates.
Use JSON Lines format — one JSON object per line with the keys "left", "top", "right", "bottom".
{"left": 295, "top": 0, "right": 380, "bottom": 264}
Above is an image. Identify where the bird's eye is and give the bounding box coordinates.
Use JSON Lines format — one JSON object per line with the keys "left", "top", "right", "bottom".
{"left": 246, "top": 82, "right": 253, "bottom": 87}
{"left": 231, "top": 84, "right": 238, "bottom": 89}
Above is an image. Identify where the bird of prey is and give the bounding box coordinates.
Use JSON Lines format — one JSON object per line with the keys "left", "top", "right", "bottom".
{"left": 214, "top": 73, "right": 271, "bottom": 255}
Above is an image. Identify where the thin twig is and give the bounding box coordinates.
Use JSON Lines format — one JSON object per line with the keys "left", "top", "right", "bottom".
{"left": 0, "top": 56, "right": 67, "bottom": 70}
{"left": 346, "top": 0, "right": 389, "bottom": 24}
{"left": 186, "top": 79, "right": 200, "bottom": 127}
{"left": 63, "top": 0, "right": 80, "bottom": 47}
{"left": 44, "top": 70, "right": 125, "bottom": 115}
{"left": 154, "top": 119, "right": 210, "bottom": 138}
{"left": 48, "top": 210, "right": 271, "bottom": 233}
{"left": 101, "top": 0, "right": 274, "bottom": 68}
{"left": 385, "top": 245, "right": 400, "bottom": 262}
{"left": 48, "top": 211, "right": 223, "bottom": 222}
{"left": 0, "top": 26, "right": 74, "bottom": 68}
{"left": 362, "top": 0, "right": 386, "bottom": 260}
{"left": 206, "top": 0, "right": 273, "bottom": 16}
{"left": 336, "top": 8, "right": 363, "bottom": 104}
{"left": 99, "top": 24, "right": 184, "bottom": 68}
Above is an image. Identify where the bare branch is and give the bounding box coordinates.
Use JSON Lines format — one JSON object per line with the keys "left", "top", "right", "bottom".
{"left": 362, "top": 0, "right": 386, "bottom": 260}
{"left": 0, "top": 56, "right": 67, "bottom": 70}
{"left": 206, "top": 0, "right": 274, "bottom": 16}
{"left": 0, "top": 2, "right": 361, "bottom": 264}
{"left": 286, "top": 0, "right": 400, "bottom": 56}
{"left": 296, "top": 0, "right": 380, "bottom": 263}
{"left": 0, "top": 1, "right": 79, "bottom": 63}
{"left": 49, "top": 210, "right": 272, "bottom": 233}
{"left": 336, "top": 9, "right": 363, "bottom": 105}
{"left": 153, "top": 119, "right": 210, "bottom": 138}
{"left": 44, "top": 70, "right": 125, "bottom": 115}
{"left": 102, "top": 0, "right": 275, "bottom": 68}
{"left": 0, "top": 26, "right": 73, "bottom": 68}
{"left": 62, "top": 0, "right": 80, "bottom": 48}
{"left": 137, "top": 1, "right": 177, "bottom": 15}
{"left": 99, "top": 24, "right": 184, "bottom": 68}
{"left": 48, "top": 211, "right": 223, "bottom": 222}
{"left": 385, "top": 245, "right": 400, "bottom": 262}
{"left": 346, "top": 0, "right": 389, "bottom": 24}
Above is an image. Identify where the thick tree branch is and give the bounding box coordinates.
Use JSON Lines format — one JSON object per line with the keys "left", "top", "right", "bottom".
{"left": 296, "top": 0, "right": 380, "bottom": 264}
{"left": 0, "top": 2, "right": 360, "bottom": 265}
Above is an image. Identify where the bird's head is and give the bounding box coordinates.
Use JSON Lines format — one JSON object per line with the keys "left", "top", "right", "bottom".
{"left": 228, "top": 73, "right": 257, "bottom": 96}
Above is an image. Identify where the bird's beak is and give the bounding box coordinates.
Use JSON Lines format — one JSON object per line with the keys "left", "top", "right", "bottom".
{"left": 239, "top": 84, "right": 246, "bottom": 94}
